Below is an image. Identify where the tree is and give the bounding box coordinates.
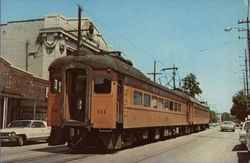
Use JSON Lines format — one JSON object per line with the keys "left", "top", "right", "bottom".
{"left": 230, "top": 90, "right": 247, "bottom": 121}
{"left": 210, "top": 110, "right": 218, "bottom": 123}
{"left": 182, "top": 73, "right": 202, "bottom": 98}
{"left": 221, "top": 112, "right": 234, "bottom": 121}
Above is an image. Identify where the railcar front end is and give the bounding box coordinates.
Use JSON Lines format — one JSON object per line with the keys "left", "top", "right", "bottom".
{"left": 47, "top": 55, "right": 123, "bottom": 150}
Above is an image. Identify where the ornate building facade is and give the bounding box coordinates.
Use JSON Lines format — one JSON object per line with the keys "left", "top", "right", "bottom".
{"left": 0, "top": 13, "right": 111, "bottom": 128}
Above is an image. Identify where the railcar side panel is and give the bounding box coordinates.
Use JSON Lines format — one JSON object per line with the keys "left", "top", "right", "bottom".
{"left": 91, "top": 70, "right": 118, "bottom": 129}
{"left": 123, "top": 85, "right": 188, "bottom": 128}
{"left": 48, "top": 72, "right": 62, "bottom": 126}
{"left": 47, "top": 92, "right": 61, "bottom": 126}
{"left": 123, "top": 107, "right": 187, "bottom": 128}
{"left": 192, "top": 107, "right": 210, "bottom": 124}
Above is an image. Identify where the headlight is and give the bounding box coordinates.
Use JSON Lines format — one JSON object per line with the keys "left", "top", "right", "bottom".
{"left": 8, "top": 132, "right": 16, "bottom": 136}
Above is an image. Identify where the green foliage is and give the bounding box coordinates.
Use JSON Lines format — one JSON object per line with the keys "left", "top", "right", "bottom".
{"left": 230, "top": 90, "right": 247, "bottom": 121}
{"left": 221, "top": 112, "right": 235, "bottom": 121}
{"left": 182, "top": 73, "right": 202, "bottom": 98}
{"left": 210, "top": 110, "right": 218, "bottom": 123}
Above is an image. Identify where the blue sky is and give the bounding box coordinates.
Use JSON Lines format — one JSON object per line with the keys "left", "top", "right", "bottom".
{"left": 1, "top": 0, "right": 248, "bottom": 113}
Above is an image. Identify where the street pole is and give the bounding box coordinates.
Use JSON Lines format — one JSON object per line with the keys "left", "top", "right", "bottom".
{"left": 245, "top": 49, "right": 249, "bottom": 94}
{"left": 243, "top": 72, "right": 246, "bottom": 93}
{"left": 77, "top": 5, "right": 83, "bottom": 56}
{"left": 238, "top": 0, "right": 250, "bottom": 119}
{"left": 162, "top": 65, "right": 178, "bottom": 89}
{"left": 147, "top": 60, "right": 162, "bottom": 82}
{"left": 173, "top": 64, "right": 176, "bottom": 89}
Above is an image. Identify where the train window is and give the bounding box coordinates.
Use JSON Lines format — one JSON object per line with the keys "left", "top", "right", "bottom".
{"left": 144, "top": 94, "right": 151, "bottom": 107}
{"left": 151, "top": 96, "right": 158, "bottom": 108}
{"left": 174, "top": 103, "right": 178, "bottom": 111}
{"left": 158, "top": 98, "right": 164, "bottom": 109}
{"left": 177, "top": 104, "right": 182, "bottom": 112}
{"left": 134, "top": 91, "right": 142, "bottom": 105}
{"left": 169, "top": 101, "right": 173, "bottom": 110}
{"left": 164, "top": 100, "right": 170, "bottom": 109}
{"left": 51, "top": 79, "right": 61, "bottom": 93}
{"left": 94, "top": 76, "right": 112, "bottom": 94}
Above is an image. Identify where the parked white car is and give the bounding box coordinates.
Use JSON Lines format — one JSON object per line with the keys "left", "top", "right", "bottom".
{"left": 239, "top": 121, "right": 250, "bottom": 145}
{"left": 0, "top": 120, "right": 51, "bottom": 146}
{"left": 246, "top": 128, "right": 250, "bottom": 152}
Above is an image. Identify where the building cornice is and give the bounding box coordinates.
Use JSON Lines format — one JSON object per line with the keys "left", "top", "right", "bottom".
{"left": 39, "top": 27, "right": 102, "bottom": 52}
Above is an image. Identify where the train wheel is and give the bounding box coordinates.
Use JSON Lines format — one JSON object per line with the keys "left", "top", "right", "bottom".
{"left": 67, "top": 136, "right": 83, "bottom": 150}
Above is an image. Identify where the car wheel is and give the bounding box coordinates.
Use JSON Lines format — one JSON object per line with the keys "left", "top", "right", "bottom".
{"left": 17, "top": 136, "right": 24, "bottom": 146}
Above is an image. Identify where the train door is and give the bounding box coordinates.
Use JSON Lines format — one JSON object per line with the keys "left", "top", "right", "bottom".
{"left": 67, "top": 69, "right": 87, "bottom": 121}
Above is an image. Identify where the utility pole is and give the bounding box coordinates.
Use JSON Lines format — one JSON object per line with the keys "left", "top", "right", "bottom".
{"left": 244, "top": 72, "right": 246, "bottom": 94}
{"left": 238, "top": 0, "right": 250, "bottom": 119}
{"left": 238, "top": 0, "right": 250, "bottom": 86}
{"left": 77, "top": 5, "right": 83, "bottom": 56}
{"left": 162, "top": 64, "right": 178, "bottom": 89}
{"left": 25, "top": 41, "right": 29, "bottom": 71}
{"left": 147, "top": 60, "right": 162, "bottom": 82}
{"left": 245, "top": 49, "right": 249, "bottom": 94}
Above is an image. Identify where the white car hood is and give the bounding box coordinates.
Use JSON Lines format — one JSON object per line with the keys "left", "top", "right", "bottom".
{"left": 1, "top": 128, "right": 30, "bottom": 134}
{"left": 240, "top": 130, "right": 246, "bottom": 136}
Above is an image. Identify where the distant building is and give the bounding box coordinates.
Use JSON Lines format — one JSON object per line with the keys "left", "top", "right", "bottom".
{"left": 0, "top": 13, "right": 111, "bottom": 128}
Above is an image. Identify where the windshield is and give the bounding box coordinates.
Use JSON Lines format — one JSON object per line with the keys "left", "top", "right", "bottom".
{"left": 244, "top": 122, "right": 250, "bottom": 130}
{"left": 8, "top": 121, "right": 32, "bottom": 128}
{"left": 223, "top": 121, "right": 234, "bottom": 125}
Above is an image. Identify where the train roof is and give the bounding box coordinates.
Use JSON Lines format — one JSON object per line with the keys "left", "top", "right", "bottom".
{"left": 49, "top": 53, "right": 209, "bottom": 110}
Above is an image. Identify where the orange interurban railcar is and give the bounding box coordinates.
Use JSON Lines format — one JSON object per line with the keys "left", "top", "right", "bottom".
{"left": 47, "top": 51, "right": 210, "bottom": 150}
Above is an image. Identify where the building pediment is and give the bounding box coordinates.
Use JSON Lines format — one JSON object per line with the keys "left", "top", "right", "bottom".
{"left": 40, "top": 13, "right": 111, "bottom": 53}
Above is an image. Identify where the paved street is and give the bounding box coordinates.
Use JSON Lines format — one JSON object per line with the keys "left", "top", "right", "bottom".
{"left": 1, "top": 127, "right": 249, "bottom": 163}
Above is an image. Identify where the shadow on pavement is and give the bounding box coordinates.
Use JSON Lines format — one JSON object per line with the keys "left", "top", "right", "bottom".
{"left": 237, "top": 152, "right": 250, "bottom": 163}
{"left": 232, "top": 144, "right": 247, "bottom": 151}
{"left": 232, "top": 144, "right": 250, "bottom": 163}
{"left": 33, "top": 144, "right": 116, "bottom": 155}
{"left": 1, "top": 141, "right": 46, "bottom": 147}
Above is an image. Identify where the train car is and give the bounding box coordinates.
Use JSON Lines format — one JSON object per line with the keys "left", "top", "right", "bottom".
{"left": 47, "top": 51, "right": 210, "bottom": 150}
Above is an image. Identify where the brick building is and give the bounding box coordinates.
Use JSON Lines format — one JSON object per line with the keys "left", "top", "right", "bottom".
{"left": 0, "top": 14, "right": 111, "bottom": 128}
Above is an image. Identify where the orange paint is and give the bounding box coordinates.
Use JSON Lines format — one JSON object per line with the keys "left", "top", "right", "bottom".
{"left": 91, "top": 70, "right": 118, "bottom": 128}
{"left": 47, "top": 91, "right": 61, "bottom": 126}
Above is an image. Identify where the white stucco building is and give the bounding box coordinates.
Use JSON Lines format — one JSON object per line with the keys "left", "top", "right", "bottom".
{"left": 0, "top": 13, "right": 111, "bottom": 79}
{"left": 0, "top": 13, "right": 112, "bottom": 128}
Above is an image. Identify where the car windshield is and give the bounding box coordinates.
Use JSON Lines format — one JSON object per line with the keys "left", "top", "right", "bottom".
{"left": 223, "top": 121, "right": 233, "bottom": 125}
{"left": 8, "top": 121, "right": 32, "bottom": 128}
{"left": 244, "top": 122, "right": 250, "bottom": 130}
